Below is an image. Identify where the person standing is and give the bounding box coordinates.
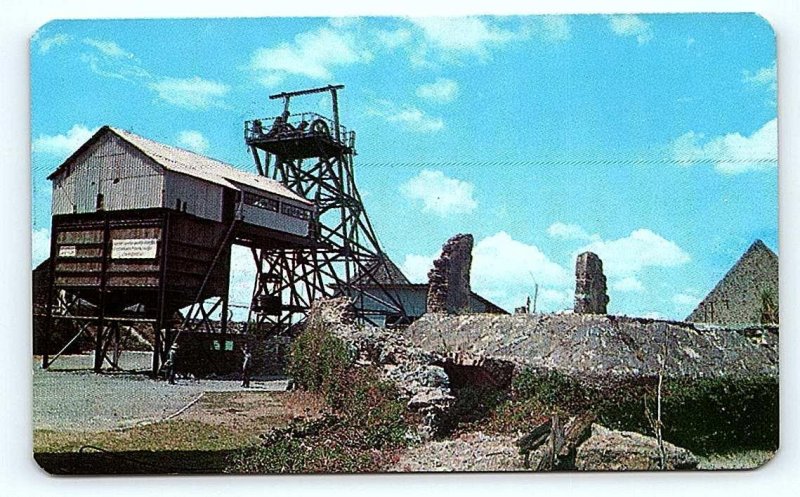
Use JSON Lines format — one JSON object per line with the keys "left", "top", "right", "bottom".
{"left": 241, "top": 343, "right": 252, "bottom": 388}
{"left": 166, "top": 343, "right": 179, "bottom": 385}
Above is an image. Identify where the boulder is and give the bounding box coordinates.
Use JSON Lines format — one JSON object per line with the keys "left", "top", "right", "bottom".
{"left": 575, "top": 424, "right": 698, "bottom": 471}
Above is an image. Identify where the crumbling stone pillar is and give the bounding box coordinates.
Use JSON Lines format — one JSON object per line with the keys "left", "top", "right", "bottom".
{"left": 574, "top": 251, "right": 609, "bottom": 314}
{"left": 426, "top": 234, "right": 473, "bottom": 314}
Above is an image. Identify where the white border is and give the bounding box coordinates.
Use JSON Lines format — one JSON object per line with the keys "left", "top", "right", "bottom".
{"left": 2, "top": 1, "right": 798, "bottom": 496}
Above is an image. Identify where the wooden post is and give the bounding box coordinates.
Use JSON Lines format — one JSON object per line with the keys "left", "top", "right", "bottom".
{"left": 93, "top": 213, "right": 111, "bottom": 373}
{"left": 153, "top": 211, "right": 171, "bottom": 377}
{"left": 42, "top": 224, "right": 58, "bottom": 369}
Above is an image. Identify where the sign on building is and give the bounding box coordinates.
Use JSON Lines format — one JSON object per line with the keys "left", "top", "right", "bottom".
{"left": 58, "top": 245, "right": 77, "bottom": 257}
{"left": 111, "top": 238, "right": 158, "bottom": 259}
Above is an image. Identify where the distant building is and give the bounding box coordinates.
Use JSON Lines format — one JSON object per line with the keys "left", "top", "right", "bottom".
{"left": 686, "top": 240, "right": 778, "bottom": 326}
{"left": 345, "top": 259, "right": 507, "bottom": 326}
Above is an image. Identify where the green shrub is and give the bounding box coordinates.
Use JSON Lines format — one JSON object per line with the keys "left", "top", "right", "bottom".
{"left": 505, "top": 368, "right": 778, "bottom": 456}
{"left": 287, "top": 317, "right": 352, "bottom": 399}
{"left": 512, "top": 369, "right": 592, "bottom": 413}
{"left": 232, "top": 318, "right": 409, "bottom": 473}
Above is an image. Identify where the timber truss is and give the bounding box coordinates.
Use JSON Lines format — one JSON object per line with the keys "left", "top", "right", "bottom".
{"left": 245, "top": 84, "right": 407, "bottom": 333}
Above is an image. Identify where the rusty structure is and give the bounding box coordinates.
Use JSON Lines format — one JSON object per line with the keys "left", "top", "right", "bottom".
{"left": 244, "top": 84, "right": 406, "bottom": 333}
{"left": 38, "top": 84, "right": 406, "bottom": 375}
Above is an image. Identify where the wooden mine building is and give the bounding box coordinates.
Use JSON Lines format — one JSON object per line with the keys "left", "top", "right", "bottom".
{"left": 42, "top": 126, "right": 317, "bottom": 374}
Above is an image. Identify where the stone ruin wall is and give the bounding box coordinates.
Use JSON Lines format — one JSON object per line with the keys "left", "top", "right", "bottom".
{"left": 426, "top": 234, "right": 474, "bottom": 314}
{"left": 574, "top": 251, "right": 609, "bottom": 315}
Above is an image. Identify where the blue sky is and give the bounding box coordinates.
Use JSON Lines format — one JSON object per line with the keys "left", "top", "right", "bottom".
{"left": 30, "top": 14, "right": 777, "bottom": 319}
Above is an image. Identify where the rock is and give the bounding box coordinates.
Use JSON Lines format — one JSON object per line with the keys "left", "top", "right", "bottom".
{"left": 408, "top": 388, "right": 455, "bottom": 410}
{"left": 305, "top": 297, "right": 456, "bottom": 438}
{"left": 426, "top": 234, "right": 474, "bottom": 314}
{"left": 390, "top": 432, "right": 525, "bottom": 472}
{"left": 574, "top": 251, "right": 609, "bottom": 315}
{"left": 574, "top": 424, "right": 699, "bottom": 471}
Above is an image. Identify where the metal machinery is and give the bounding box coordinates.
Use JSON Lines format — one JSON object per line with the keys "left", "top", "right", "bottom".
{"left": 244, "top": 84, "right": 407, "bottom": 333}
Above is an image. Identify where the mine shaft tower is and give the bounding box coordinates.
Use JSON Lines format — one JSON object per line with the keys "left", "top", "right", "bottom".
{"left": 245, "top": 84, "right": 406, "bottom": 331}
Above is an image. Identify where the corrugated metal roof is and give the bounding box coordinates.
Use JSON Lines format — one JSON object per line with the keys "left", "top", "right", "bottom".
{"left": 108, "top": 127, "right": 312, "bottom": 206}
{"left": 48, "top": 126, "right": 311, "bottom": 206}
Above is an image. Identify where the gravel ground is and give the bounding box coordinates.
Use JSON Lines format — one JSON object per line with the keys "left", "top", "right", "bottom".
{"left": 390, "top": 432, "right": 526, "bottom": 472}
{"left": 696, "top": 450, "right": 776, "bottom": 470}
{"left": 33, "top": 352, "right": 291, "bottom": 432}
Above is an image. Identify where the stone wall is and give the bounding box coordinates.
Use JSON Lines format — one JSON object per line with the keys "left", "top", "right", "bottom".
{"left": 574, "top": 251, "right": 609, "bottom": 315}
{"left": 404, "top": 313, "right": 777, "bottom": 384}
{"left": 426, "top": 234, "right": 474, "bottom": 314}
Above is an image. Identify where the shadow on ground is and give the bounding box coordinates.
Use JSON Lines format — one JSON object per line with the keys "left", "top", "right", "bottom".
{"left": 35, "top": 448, "right": 240, "bottom": 475}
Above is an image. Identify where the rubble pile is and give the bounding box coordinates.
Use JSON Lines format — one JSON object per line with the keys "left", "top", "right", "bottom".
{"left": 308, "top": 298, "right": 455, "bottom": 437}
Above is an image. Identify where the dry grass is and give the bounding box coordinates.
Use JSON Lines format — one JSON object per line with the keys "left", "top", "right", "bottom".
{"left": 34, "top": 390, "right": 325, "bottom": 455}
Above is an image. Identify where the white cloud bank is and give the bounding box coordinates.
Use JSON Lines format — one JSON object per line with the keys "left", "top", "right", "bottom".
{"left": 400, "top": 170, "right": 477, "bottom": 216}
{"left": 401, "top": 231, "right": 571, "bottom": 312}
{"left": 576, "top": 228, "right": 691, "bottom": 278}
{"left": 149, "top": 76, "right": 230, "bottom": 110}
{"left": 671, "top": 119, "right": 777, "bottom": 174}
{"left": 743, "top": 61, "right": 777, "bottom": 92}
{"left": 249, "top": 25, "right": 372, "bottom": 86}
{"left": 408, "top": 17, "right": 518, "bottom": 61}
{"left": 32, "top": 124, "right": 98, "bottom": 158}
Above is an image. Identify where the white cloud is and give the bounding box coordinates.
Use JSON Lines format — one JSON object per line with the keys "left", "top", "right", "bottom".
{"left": 540, "top": 15, "right": 571, "bottom": 42}
{"left": 576, "top": 228, "right": 690, "bottom": 278}
{"left": 607, "top": 15, "right": 653, "bottom": 45}
{"left": 32, "top": 228, "right": 51, "bottom": 268}
{"left": 409, "top": 17, "right": 517, "bottom": 59}
{"left": 83, "top": 38, "right": 135, "bottom": 59}
{"left": 400, "top": 254, "right": 436, "bottom": 283}
{"left": 149, "top": 76, "right": 230, "bottom": 110}
{"left": 743, "top": 61, "right": 777, "bottom": 91}
{"left": 376, "top": 28, "right": 413, "bottom": 49}
{"left": 473, "top": 231, "right": 570, "bottom": 287}
{"left": 671, "top": 119, "right": 777, "bottom": 174}
{"left": 34, "top": 33, "right": 70, "bottom": 54}
{"left": 32, "top": 124, "right": 98, "bottom": 158}
{"left": 547, "top": 222, "right": 600, "bottom": 242}
{"left": 416, "top": 78, "right": 459, "bottom": 104}
{"left": 612, "top": 276, "right": 644, "bottom": 293}
{"left": 80, "top": 38, "right": 151, "bottom": 81}
{"left": 249, "top": 25, "right": 372, "bottom": 86}
{"left": 176, "top": 130, "right": 210, "bottom": 154}
{"left": 400, "top": 170, "right": 477, "bottom": 216}
{"left": 367, "top": 99, "right": 444, "bottom": 132}
{"left": 401, "top": 231, "right": 571, "bottom": 312}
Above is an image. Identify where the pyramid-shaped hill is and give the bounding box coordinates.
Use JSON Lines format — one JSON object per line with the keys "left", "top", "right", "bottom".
{"left": 687, "top": 240, "right": 778, "bottom": 326}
